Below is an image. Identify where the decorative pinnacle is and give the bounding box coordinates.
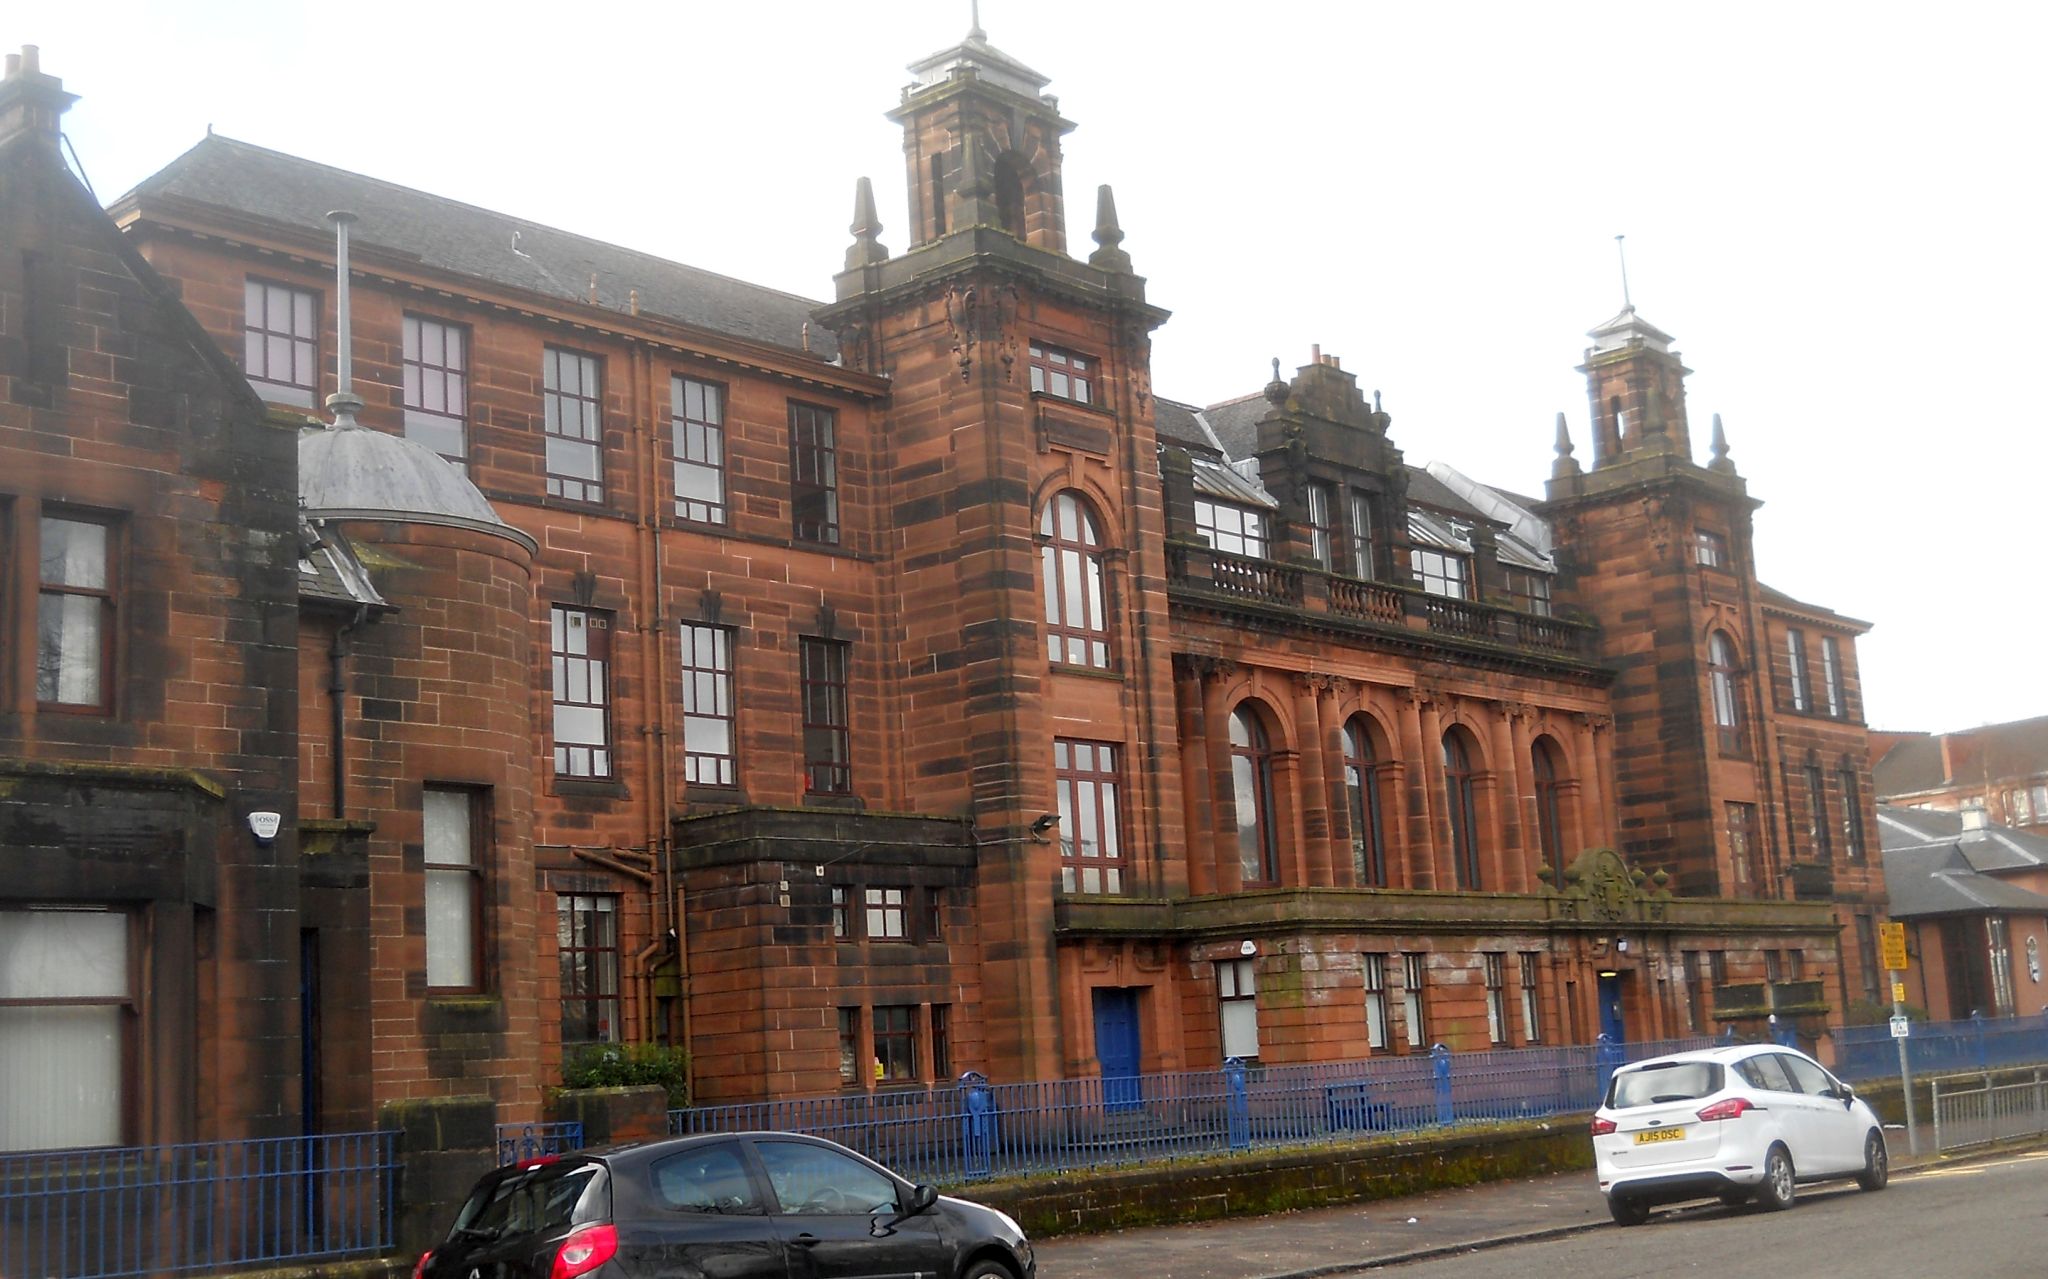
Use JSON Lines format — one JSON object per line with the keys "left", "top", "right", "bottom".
{"left": 1088, "top": 184, "right": 1132, "bottom": 272}
{"left": 1263, "top": 357, "right": 1288, "bottom": 404}
{"left": 324, "top": 210, "right": 363, "bottom": 430}
{"left": 968, "top": 0, "right": 985, "bottom": 40}
{"left": 1615, "top": 233, "right": 1633, "bottom": 311}
{"left": 1708, "top": 412, "right": 1736, "bottom": 473}
{"left": 845, "top": 176, "right": 888, "bottom": 269}
{"left": 1551, "top": 411, "right": 1582, "bottom": 479}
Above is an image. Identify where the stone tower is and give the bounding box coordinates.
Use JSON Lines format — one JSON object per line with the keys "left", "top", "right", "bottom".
{"left": 818, "top": 20, "right": 1180, "bottom": 1081}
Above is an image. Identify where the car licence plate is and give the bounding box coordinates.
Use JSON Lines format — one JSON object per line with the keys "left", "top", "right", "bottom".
{"left": 1633, "top": 1127, "right": 1685, "bottom": 1144}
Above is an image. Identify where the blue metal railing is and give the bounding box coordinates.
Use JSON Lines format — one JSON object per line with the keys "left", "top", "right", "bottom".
{"left": 495, "top": 1122, "right": 585, "bottom": 1166}
{"left": 1835, "top": 1011, "right": 2048, "bottom": 1083}
{"left": 665, "top": 1035, "right": 1719, "bottom": 1185}
{"left": 0, "top": 1131, "right": 396, "bottom": 1279}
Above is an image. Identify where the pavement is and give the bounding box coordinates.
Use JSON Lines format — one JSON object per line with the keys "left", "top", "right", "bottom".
{"left": 1029, "top": 1130, "right": 1950, "bottom": 1278}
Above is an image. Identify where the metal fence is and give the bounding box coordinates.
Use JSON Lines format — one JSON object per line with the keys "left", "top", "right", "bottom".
{"left": 1833, "top": 1012, "right": 2048, "bottom": 1083}
{"left": 495, "top": 1122, "right": 585, "bottom": 1166}
{"left": 0, "top": 1131, "right": 396, "bottom": 1279}
{"left": 667, "top": 1035, "right": 1718, "bottom": 1185}
{"left": 1932, "top": 1070, "right": 2048, "bottom": 1153}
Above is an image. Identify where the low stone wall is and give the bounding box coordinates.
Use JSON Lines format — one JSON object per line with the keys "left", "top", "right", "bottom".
{"left": 968, "top": 1121, "right": 1593, "bottom": 1238}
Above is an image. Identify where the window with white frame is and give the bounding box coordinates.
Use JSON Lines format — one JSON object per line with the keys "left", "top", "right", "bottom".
{"left": 1305, "top": 482, "right": 1336, "bottom": 570}
{"left": 1402, "top": 953, "right": 1428, "bottom": 1048}
{"left": 1028, "top": 342, "right": 1093, "bottom": 404}
{"left": 863, "top": 888, "right": 907, "bottom": 940}
{"left": 424, "top": 787, "right": 483, "bottom": 991}
{"left": 37, "top": 513, "right": 115, "bottom": 711}
{"left": 680, "top": 623, "right": 736, "bottom": 787}
{"left": 1484, "top": 954, "right": 1507, "bottom": 1045}
{"left": 1519, "top": 953, "right": 1542, "bottom": 1043}
{"left": 1348, "top": 492, "right": 1376, "bottom": 579}
{"left": 1821, "top": 636, "right": 1845, "bottom": 718}
{"left": 1411, "top": 548, "right": 1470, "bottom": 599}
{"left": 1194, "top": 498, "right": 1268, "bottom": 558}
{"left": 0, "top": 908, "right": 129, "bottom": 1151}
{"left": 1362, "top": 954, "right": 1389, "bottom": 1051}
{"left": 1217, "top": 958, "right": 1259, "bottom": 1061}
{"left": 1786, "top": 628, "right": 1811, "bottom": 712}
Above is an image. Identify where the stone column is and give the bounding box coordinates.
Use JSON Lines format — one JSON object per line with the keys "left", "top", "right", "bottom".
{"left": 1174, "top": 661, "right": 1216, "bottom": 897}
{"left": 1488, "top": 703, "right": 1527, "bottom": 893}
{"left": 1293, "top": 674, "right": 1335, "bottom": 887}
{"left": 1395, "top": 689, "right": 1434, "bottom": 889}
{"left": 1201, "top": 662, "right": 1242, "bottom": 893}
{"left": 1416, "top": 691, "right": 1448, "bottom": 890}
{"left": 1320, "top": 679, "right": 1356, "bottom": 886}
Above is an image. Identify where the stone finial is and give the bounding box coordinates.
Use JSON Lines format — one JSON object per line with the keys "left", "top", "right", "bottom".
{"left": 1369, "top": 389, "right": 1392, "bottom": 433}
{"left": 1551, "top": 411, "right": 1581, "bottom": 479}
{"left": 845, "top": 177, "right": 888, "bottom": 270}
{"left": 1263, "top": 357, "right": 1289, "bottom": 404}
{"left": 948, "top": 134, "right": 1000, "bottom": 230}
{"left": 1088, "top": 184, "right": 1133, "bottom": 272}
{"left": 1708, "top": 412, "right": 1736, "bottom": 473}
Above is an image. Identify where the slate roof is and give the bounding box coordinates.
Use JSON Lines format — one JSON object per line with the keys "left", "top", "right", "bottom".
{"left": 1756, "top": 582, "right": 1872, "bottom": 630}
{"left": 1153, "top": 397, "right": 1220, "bottom": 453}
{"left": 1200, "top": 392, "right": 1272, "bottom": 460}
{"left": 1878, "top": 805, "right": 2048, "bottom": 919}
{"left": 119, "top": 135, "right": 837, "bottom": 360}
{"left": 1875, "top": 716, "right": 2048, "bottom": 797}
{"left": 297, "top": 516, "right": 386, "bottom": 611}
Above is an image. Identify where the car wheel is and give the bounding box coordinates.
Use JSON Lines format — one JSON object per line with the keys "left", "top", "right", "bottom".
{"left": 960, "top": 1262, "right": 1018, "bottom": 1279}
{"left": 1857, "top": 1130, "right": 1889, "bottom": 1191}
{"left": 1756, "top": 1144, "right": 1796, "bottom": 1211}
{"left": 1607, "top": 1195, "right": 1650, "bottom": 1227}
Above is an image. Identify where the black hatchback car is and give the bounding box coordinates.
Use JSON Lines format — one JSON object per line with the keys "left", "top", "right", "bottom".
{"left": 415, "top": 1130, "right": 1035, "bottom": 1279}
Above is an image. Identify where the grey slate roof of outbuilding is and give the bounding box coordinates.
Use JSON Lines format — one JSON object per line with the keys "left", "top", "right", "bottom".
{"left": 1154, "top": 397, "right": 1220, "bottom": 453}
{"left": 1201, "top": 392, "right": 1272, "bottom": 460}
{"left": 297, "top": 516, "right": 387, "bottom": 610}
{"left": 121, "top": 135, "right": 837, "bottom": 360}
{"left": 1878, "top": 805, "right": 2048, "bottom": 918}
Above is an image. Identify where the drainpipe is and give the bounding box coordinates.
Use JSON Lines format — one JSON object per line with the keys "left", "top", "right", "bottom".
{"left": 328, "top": 604, "right": 367, "bottom": 816}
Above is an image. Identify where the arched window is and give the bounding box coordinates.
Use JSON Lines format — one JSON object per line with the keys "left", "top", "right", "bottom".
{"left": 1342, "top": 717, "right": 1389, "bottom": 887}
{"left": 1532, "top": 736, "right": 1568, "bottom": 885}
{"left": 1230, "top": 706, "right": 1279, "bottom": 886}
{"left": 1708, "top": 631, "right": 1746, "bottom": 754}
{"left": 1040, "top": 492, "right": 1110, "bottom": 668}
{"left": 1443, "top": 728, "right": 1485, "bottom": 890}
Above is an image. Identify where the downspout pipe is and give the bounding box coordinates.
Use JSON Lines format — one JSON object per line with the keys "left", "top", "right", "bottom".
{"left": 329, "top": 604, "right": 367, "bottom": 817}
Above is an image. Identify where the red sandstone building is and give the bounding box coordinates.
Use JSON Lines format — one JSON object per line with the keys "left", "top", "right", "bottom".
{"left": 2, "top": 26, "right": 1890, "bottom": 1151}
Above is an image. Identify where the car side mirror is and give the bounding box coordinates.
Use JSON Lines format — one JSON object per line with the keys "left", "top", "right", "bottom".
{"left": 878, "top": 1183, "right": 940, "bottom": 1233}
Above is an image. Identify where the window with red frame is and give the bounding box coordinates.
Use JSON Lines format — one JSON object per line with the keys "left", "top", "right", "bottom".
{"left": 789, "top": 402, "right": 840, "bottom": 545}
{"left": 680, "top": 623, "right": 736, "bottom": 787}
{"left": 242, "top": 279, "right": 318, "bottom": 406}
{"left": 543, "top": 347, "right": 604, "bottom": 503}
{"left": 550, "top": 607, "right": 612, "bottom": 778}
{"left": 1342, "top": 718, "right": 1389, "bottom": 887}
{"left": 872, "top": 1005, "right": 917, "bottom": 1083}
{"left": 1229, "top": 707, "right": 1278, "bottom": 886}
{"left": 1040, "top": 491, "right": 1111, "bottom": 668}
{"left": 402, "top": 315, "right": 468, "bottom": 462}
{"left": 800, "top": 638, "right": 851, "bottom": 794}
{"left": 1028, "top": 341, "right": 1093, "bottom": 404}
{"left": 1056, "top": 739, "right": 1124, "bottom": 893}
{"left": 1443, "top": 728, "right": 1485, "bottom": 890}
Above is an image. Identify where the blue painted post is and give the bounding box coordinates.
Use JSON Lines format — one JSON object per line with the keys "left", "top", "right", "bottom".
{"left": 1972, "top": 1011, "right": 1988, "bottom": 1071}
{"left": 1431, "top": 1044, "right": 1454, "bottom": 1126}
{"left": 1769, "top": 1013, "right": 1795, "bottom": 1049}
{"left": 1224, "top": 1058, "right": 1251, "bottom": 1150}
{"left": 958, "top": 1071, "right": 994, "bottom": 1179}
{"left": 1595, "top": 1033, "right": 1625, "bottom": 1103}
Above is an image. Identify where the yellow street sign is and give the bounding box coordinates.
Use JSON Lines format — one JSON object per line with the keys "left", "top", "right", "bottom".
{"left": 1880, "top": 922, "right": 1909, "bottom": 971}
{"left": 1893, "top": 981, "right": 1907, "bottom": 1003}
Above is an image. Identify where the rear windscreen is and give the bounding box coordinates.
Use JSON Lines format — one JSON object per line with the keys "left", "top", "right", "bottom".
{"left": 449, "top": 1162, "right": 605, "bottom": 1243}
{"left": 1609, "top": 1062, "right": 1724, "bottom": 1109}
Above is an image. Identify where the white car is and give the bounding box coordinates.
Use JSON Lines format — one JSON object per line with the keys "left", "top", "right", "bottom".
{"left": 1591, "top": 1043, "right": 1888, "bottom": 1225}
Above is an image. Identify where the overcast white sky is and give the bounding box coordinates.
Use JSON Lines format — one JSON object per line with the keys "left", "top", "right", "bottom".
{"left": 15, "top": 1, "right": 2044, "bottom": 734}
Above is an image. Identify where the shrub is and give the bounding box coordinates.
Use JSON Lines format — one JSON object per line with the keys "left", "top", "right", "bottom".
{"left": 561, "top": 1043, "right": 690, "bottom": 1107}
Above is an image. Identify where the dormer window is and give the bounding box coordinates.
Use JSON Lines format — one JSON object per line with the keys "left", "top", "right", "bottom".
{"left": 1029, "top": 342, "right": 1093, "bottom": 405}
{"left": 1503, "top": 567, "right": 1552, "bottom": 616}
{"left": 1195, "top": 498, "right": 1268, "bottom": 558}
{"left": 1412, "top": 549, "right": 1470, "bottom": 600}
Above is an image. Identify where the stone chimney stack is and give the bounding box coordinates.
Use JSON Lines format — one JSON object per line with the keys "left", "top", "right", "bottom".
{"left": 0, "top": 46, "right": 78, "bottom": 153}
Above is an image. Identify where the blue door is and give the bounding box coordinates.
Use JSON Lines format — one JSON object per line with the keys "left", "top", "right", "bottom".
{"left": 1598, "top": 973, "right": 1627, "bottom": 1043}
{"left": 1093, "top": 988, "right": 1143, "bottom": 1111}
